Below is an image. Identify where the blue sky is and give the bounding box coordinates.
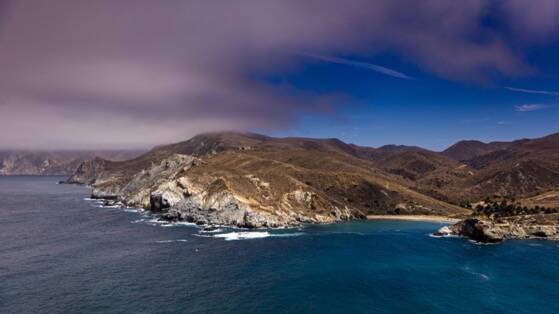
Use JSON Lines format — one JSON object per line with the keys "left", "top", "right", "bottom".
{"left": 264, "top": 48, "right": 559, "bottom": 151}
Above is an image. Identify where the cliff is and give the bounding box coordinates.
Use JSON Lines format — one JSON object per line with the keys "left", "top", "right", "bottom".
{"left": 68, "top": 132, "right": 469, "bottom": 228}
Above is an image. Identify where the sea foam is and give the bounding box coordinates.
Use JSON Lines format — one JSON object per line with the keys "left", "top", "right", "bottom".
{"left": 155, "top": 239, "right": 189, "bottom": 244}
{"left": 210, "top": 231, "right": 305, "bottom": 241}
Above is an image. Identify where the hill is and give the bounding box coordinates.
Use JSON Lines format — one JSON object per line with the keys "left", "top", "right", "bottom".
{"left": 442, "top": 140, "right": 501, "bottom": 161}
{"left": 0, "top": 150, "right": 144, "bottom": 175}
{"left": 440, "top": 133, "right": 559, "bottom": 204}
{"left": 65, "top": 131, "right": 559, "bottom": 228}
{"left": 68, "top": 132, "right": 469, "bottom": 227}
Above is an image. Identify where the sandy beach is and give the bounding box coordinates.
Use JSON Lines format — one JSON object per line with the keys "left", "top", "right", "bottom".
{"left": 367, "top": 215, "right": 460, "bottom": 223}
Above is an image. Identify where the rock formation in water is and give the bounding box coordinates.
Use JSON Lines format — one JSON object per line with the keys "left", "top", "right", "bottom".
{"left": 436, "top": 215, "right": 559, "bottom": 243}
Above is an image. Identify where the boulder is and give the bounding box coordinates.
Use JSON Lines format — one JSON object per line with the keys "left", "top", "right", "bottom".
{"left": 451, "top": 218, "right": 504, "bottom": 243}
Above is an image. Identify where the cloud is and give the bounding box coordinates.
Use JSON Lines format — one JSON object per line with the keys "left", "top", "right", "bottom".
{"left": 515, "top": 104, "right": 552, "bottom": 112}
{"left": 505, "top": 87, "right": 559, "bottom": 96}
{"left": 501, "top": 0, "right": 559, "bottom": 43}
{"left": 0, "top": 0, "right": 557, "bottom": 149}
{"left": 301, "top": 53, "right": 411, "bottom": 79}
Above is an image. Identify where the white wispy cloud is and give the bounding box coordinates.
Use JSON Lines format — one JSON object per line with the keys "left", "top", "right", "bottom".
{"left": 514, "top": 104, "right": 552, "bottom": 112}
{"left": 505, "top": 87, "right": 559, "bottom": 96}
{"left": 301, "top": 53, "right": 412, "bottom": 80}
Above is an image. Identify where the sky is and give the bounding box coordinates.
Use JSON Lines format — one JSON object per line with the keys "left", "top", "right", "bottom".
{"left": 0, "top": 0, "right": 558, "bottom": 151}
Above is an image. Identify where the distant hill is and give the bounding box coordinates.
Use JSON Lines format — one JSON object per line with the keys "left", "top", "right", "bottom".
{"left": 440, "top": 133, "right": 559, "bottom": 204}
{"left": 442, "top": 140, "right": 505, "bottom": 161}
{"left": 0, "top": 150, "right": 145, "bottom": 175}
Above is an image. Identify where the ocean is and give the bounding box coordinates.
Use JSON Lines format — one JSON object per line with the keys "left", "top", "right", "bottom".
{"left": 1, "top": 176, "right": 559, "bottom": 313}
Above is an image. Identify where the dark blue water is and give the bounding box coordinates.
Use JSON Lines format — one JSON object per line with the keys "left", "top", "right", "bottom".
{"left": 1, "top": 176, "right": 559, "bottom": 313}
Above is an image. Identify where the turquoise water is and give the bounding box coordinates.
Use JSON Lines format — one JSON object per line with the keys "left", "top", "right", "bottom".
{"left": 1, "top": 176, "right": 559, "bottom": 313}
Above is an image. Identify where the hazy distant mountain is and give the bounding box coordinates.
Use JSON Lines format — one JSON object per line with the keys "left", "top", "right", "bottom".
{"left": 0, "top": 150, "right": 145, "bottom": 175}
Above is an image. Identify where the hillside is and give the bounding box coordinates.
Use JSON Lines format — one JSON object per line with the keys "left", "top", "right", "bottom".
{"left": 440, "top": 133, "right": 559, "bottom": 204}
{"left": 65, "top": 131, "right": 559, "bottom": 228}
{"left": 68, "top": 132, "right": 469, "bottom": 227}
{"left": 442, "top": 140, "right": 502, "bottom": 161}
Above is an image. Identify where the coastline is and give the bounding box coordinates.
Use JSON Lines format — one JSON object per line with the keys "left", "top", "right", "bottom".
{"left": 367, "top": 215, "right": 460, "bottom": 223}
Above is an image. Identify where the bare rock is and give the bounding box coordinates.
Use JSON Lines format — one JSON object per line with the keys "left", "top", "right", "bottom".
{"left": 451, "top": 218, "right": 505, "bottom": 243}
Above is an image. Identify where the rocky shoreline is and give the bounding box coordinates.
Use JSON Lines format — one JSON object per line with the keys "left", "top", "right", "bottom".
{"left": 63, "top": 132, "right": 559, "bottom": 240}
{"left": 85, "top": 185, "right": 559, "bottom": 243}
{"left": 434, "top": 216, "right": 559, "bottom": 243}
{"left": 70, "top": 154, "right": 361, "bottom": 229}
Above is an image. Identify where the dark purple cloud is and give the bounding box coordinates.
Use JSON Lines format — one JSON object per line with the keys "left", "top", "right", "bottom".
{"left": 0, "top": 0, "right": 557, "bottom": 149}
{"left": 501, "top": 0, "right": 559, "bottom": 43}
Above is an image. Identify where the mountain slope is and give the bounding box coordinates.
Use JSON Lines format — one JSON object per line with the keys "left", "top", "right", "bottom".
{"left": 67, "top": 131, "right": 559, "bottom": 226}
{"left": 441, "top": 140, "right": 501, "bottom": 161}
{"left": 68, "top": 132, "right": 469, "bottom": 227}
{"left": 440, "top": 133, "right": 559, "bottom": 203}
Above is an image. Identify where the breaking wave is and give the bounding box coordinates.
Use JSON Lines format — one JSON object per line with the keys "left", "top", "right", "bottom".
{"left": 208, "top": 231, "right": 305, "bottom": 241}
{"left": 155, "top": 239, "right": 189, "bottom": 244}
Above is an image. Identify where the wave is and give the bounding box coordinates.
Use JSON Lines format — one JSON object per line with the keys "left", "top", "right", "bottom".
{"left": 468, "top": 239, "right": 499, "bottom": 246}
{"left": 209, "top": 231, "right": 305, "bottom": 241}
{"left": 145, "top": 218, "right": 197, "bottom": 228}
{"left": 97, "top": 204, "right": 123, "bottom": 209}
{"left": 199, "top": 228, "right": 224, "bottom": 233}
{"left": 155, "top": 239, "right": 189, "bottom": 244}
{"left": 463, "top": 266, "right": 490, "bottom": 281}
{"left": 428, "top": 233, "right": 459, "bottom": 239}
{"left": 160, "top": 221, "right": 198, "bottom": 227}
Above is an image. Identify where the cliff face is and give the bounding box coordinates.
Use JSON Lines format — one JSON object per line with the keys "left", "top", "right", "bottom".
{"left": 69, "top": 132, "right": 469, "bottom": 228}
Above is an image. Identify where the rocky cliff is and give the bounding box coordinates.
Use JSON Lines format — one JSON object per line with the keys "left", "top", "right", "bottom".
{"left": 68, "top": 132, "right": 469, "bottom": 228}
{"left": 436, "top": 215, "right": 559, "bottom": 243}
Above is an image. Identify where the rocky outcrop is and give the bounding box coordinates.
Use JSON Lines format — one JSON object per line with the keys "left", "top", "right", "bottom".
{"left": 90, "top": 154, "right": 200, "bottom": 209}
{"left": 84, "top": 153, "right": 366, "bottom": 228}
{"left": 162, "top": 193, "right": 288, "bottom": 228}
{"left": 438, "top": 215, "right": 559, "bottom": 243}
{"left": 450, "top": 219, "right": 505, "bottom": 243}
{"left": 66, "top": 157, "right": 108, "bottom": 185}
